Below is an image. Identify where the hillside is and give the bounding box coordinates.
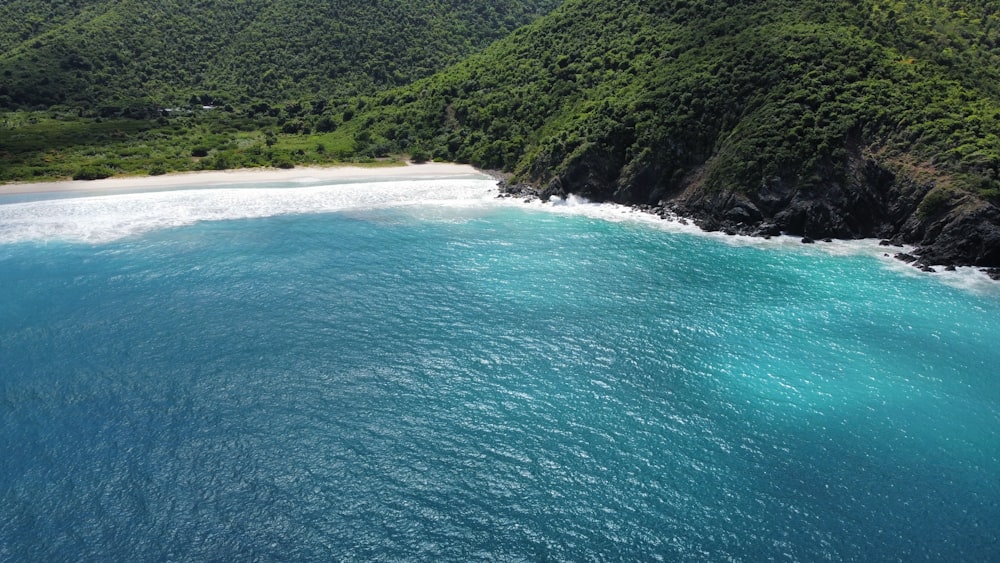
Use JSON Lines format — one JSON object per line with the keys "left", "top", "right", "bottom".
{"left": 0, "top": 0, "right": 561, "bottom": 109}
{"left": 338, "top": 0, "right": 1000, "bottom": 267}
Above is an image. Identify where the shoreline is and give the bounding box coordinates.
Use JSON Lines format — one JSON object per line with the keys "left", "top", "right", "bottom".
{"left": 498, "top": 181, "right": 1000, "bottom": 284}
{"left": 0, "top": 162, "right": 487, "bottom": 196}
{"left": 4, "top": 162, "right": 996, "bottom": 287}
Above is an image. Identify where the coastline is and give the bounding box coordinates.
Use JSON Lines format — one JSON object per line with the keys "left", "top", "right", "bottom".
{"left": 0, "top": 162, "right": 486, "bottom": 196}
{"left": 3, "top": 161, "right": 996, "bottom": 287}
{"left": 498, "top": 181, "right": 1000, "bottom": 285}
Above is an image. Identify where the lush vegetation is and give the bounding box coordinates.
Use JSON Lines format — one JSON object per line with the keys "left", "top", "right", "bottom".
{"left": 0, "top": 108, "right": 364, "bottom": 182}
{"left": 327, "top": 0, "right": 1000, "bottom": 207}
{"left": 0, "top": 0, "right": 560, "bottom": 181}
{"left": 0, "top": 0, "right": 560, "bottom": 110}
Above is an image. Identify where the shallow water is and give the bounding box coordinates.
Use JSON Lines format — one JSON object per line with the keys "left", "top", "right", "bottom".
{"left": 1, "top": 177, "right": 998, "bottom": 560}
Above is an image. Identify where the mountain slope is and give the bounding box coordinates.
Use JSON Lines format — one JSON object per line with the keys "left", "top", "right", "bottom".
{"left": 343, "top": 0, "right": 1000, "bottom": 267}
{"left": 0, "top": 0, "right": 561, "bottom": 109}
{"left": 0, "top": 0, "right": 107, "bottom": 53}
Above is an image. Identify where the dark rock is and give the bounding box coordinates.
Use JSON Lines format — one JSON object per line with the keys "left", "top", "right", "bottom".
{"left": 801, "top": 237, "right": 815, "bottom": 244}
{"left": 496, "top": 178, "right": 542, "bottom": 201}
{"left": 725, "top": 205, "right": 759, "bottom": 224}
{"left": 945, "top": 265, "right": 957, "bottom": 271}
{"left": 920, "top": 265, "right": 937, "bottom": 273}
{"left": 752, "top": 222, "right": 782, "bottom": 237}
{"left": 981, "top": 268, "right": 1000, "bottom": 280}
{"left": 822, "top": 238, "right": 833, "bottom": 243}
{"left": 909, "top": 202, "right": 1000, "bottom": 267}
{"left": 697, "top": 216, "right": 722, "bottom": 232}
{"left": 895, "top": 252, "right": 917, "bottom": 263}
{"left": 539, "top": 180, "right": 566, "bottom": 201}
{"left": 493, "top": 135, "right": 1000, "bottom": 267}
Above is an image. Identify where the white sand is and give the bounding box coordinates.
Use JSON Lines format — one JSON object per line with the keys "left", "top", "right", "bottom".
{"left": 0, "top": 162, "right": 487, "bottom": 195}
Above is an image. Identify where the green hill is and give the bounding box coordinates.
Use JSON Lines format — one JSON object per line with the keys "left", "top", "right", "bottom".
{"left": 0, "top": 0, "right": 560, "bottom": 109}
{"left": 340, "top": 0, "right": 1000, "bottom": 267}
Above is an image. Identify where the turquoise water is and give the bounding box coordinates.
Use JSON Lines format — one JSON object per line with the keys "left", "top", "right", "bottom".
{"left": 1, "top": 178, "right": 999, "bottom": 561}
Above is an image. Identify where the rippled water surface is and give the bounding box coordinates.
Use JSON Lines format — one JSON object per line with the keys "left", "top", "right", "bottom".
{"left": 2, "top": 178, "right": 999, "bottom": 560}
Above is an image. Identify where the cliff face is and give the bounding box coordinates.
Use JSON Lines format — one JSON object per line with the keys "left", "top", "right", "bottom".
{"left": 524, "top": 120, "right": 1000, "bottom": 268}
{"left": 671, "top": 157, "right": 1000, "bottom": 268}
{"left": 536, "top": 146, "right": 1000, "bottom": 268}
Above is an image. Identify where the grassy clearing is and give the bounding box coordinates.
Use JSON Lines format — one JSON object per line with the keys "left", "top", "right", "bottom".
{"left": 0, "top": 110, "right": 372, "bottom": 183}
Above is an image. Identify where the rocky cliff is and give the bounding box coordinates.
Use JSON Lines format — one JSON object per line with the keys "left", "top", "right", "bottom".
{"left": 528, "top": 146, "right": 1000, "bottom": 270}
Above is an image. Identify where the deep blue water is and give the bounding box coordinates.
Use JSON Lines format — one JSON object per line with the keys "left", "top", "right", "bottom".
{"left": 1, "top": 178, "right": 999, "bottom": 561}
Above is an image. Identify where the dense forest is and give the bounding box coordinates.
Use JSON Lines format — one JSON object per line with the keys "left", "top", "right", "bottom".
{"left": 2, "top": 0, "right": 1000, "bottom": 266}
{"left": 0, "top": 0, "right": 560, "bottom": 109}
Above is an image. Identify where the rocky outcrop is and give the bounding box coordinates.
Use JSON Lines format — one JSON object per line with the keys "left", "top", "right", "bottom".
{"left": 901, "top": 198, "right": 1000, "bottom": 267}
{"left": 536, "top": 147, "right": 1000, "bottom": 269}
{"left": 670, "top": 153, "right": 912, "bottom": 237}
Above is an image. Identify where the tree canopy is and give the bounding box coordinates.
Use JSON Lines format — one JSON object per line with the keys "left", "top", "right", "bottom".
{"left": 0, "top": 0, "right": 561, "bottom": 109}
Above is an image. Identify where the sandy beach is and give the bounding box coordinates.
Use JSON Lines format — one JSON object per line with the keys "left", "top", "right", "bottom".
{"left": 0, "top": 162, "right": 487, "bottom": 196}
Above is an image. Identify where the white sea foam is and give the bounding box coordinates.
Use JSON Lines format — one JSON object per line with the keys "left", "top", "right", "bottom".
{"left": 0, "top": 178, "right": 500, "bottom": 244}
{"left": 522, "top": 192, "right": 1000, "bottom": 293}
{"left": 921, "top": 266, "right": 1000, "bottom": 295}
{"left": 4, "top": 177, "right": 998, "bottom": 293}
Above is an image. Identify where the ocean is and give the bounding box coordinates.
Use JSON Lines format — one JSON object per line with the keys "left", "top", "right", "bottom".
{"left": 1, "top": 173, "right": 998, "bottom": 561}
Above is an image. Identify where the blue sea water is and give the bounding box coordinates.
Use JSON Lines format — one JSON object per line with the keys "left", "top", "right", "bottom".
{"left": 1, "top": 176, "right": 999, "bottom": 561}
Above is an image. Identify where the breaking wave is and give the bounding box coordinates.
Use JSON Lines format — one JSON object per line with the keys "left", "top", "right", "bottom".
{"left": 0, "top": 178, "right": 499, "bottom": 244}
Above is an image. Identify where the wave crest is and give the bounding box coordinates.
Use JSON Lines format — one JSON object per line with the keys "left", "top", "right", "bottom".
{"left": 0, "top": 178, "right": 498, "bottom": 244}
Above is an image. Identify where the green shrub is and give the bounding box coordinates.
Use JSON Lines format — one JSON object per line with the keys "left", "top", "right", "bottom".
{"left": 918, "top": 187, "right": 952, "bottom": 218}
{"left": 72, "top": 165, "right": 114, "bottom": 180}
{"left": 409, "top": 147, "right": 430, "bottom": 164}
